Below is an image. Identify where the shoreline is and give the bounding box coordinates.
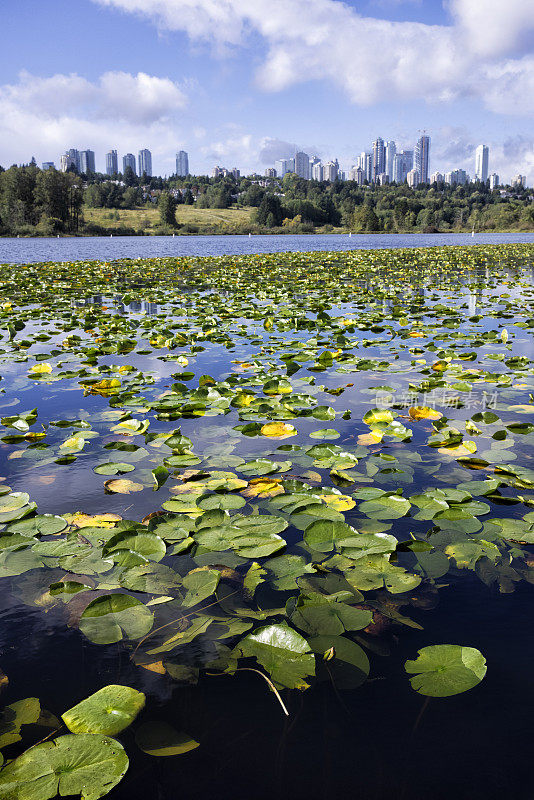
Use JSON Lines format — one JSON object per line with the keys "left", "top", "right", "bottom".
{"left": 2, "top": 228, "right": 534, "bottom": 240}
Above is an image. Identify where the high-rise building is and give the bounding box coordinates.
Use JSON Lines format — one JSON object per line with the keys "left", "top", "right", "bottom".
{"left": 407, "top": 169, "right": 420, "bottom": 188}
{"left": 392, "top": 151, "right": 413, "bottom": 184}
{"left": 475, "top": 145, "right": 489, "bottom": 182}
{"left": 323, "top": 159, "right": 339, "bottom": 182}
{"left": 511, "top": 174, "right": 526, "bottom": 188}
{"left": 377, "top": 173, "right": 389, "bottom": 185}
{"left": 231, "top": 168, "right": 240, "bottom": 180}
{"left": 414, "top": 135, "right": 430, "bottom": 184}
{"left": 176, "top": 151, "right": 189, "bottom": 177}
{"left": 358, "top": 152, "right": 372, "bottom": 182}
{"left": 80, "top": 150, "right": 96, "bottom": 174}
{"left": 489, "top": 173, "right": 499, "bottom": 190}
{"left": 348, "top": 166, "right": 365, "bottom": 185}
{"left": 42, "top": 162, "right": 55, "bottom": 171}
{"left": 60, "top": 152, "right": 78, "bottom": 172}
{"left": 122, "top": 153, "right": 136, "bottom": 174}
{"left": 295, "top": 151, "right": 310, "bottom": 179}
{"left": 67, "top": 149, "right": 80, "bottom": 172}
{"left": 309, "top": 156, "right": 321, "bottom": 178}
{"left": 265, "top": 168, "right": 277, "bottom": 178}
{"left": 138, "top": 149, "right": 152, "bottom": 177}
{"left": 430, "top": 172, "right": 444, "bottom": 184}
{"left": 385, "top": 141, "right": 396, "bottom": 180}
{"left": 372, "top": 138, "right": 385, "bottom": 182}
{"left": 312, "top": 161, "right": 323, "bottom": 181}
{"left": 274, "top": 158, "right": 294, "bottom": 177}
{"left": 106, "top": 150, "right": 118, "bottom": 176}
{"left": 444, "top": 169, "right": 468, "bottom": 186}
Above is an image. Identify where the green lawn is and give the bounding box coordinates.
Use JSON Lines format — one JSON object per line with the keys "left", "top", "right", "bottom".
{"left": 83, "top": 205, "right": 256, "bottom": 234}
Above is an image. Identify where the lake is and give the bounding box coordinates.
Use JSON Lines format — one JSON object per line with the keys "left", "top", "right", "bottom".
{"left": 0, "top": 243, "right": 533, "bottom": 800}
{"left": 0, "top": 231, "right": 533, "bottom": 263}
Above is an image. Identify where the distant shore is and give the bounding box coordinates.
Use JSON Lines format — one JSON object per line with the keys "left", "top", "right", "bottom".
{"left": 3, "top": 227, "right": 534, "bottom": 239}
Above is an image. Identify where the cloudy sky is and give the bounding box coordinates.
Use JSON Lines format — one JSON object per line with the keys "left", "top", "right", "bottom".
{"left": 1, "top": 0, "right": 533, "bottom": 182}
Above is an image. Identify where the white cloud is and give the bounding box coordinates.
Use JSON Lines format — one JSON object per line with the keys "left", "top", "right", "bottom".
{"left": 0, "top": 71, "right": 188, "bottom": 172}
{"left": 0, "top": 70, "right": 186, "bottom": 125}
{"left": 92, "top": 0, "right": 534, "bottom": 116}
{"left": 448, "top": 0, "right": 534, "bottom": 58}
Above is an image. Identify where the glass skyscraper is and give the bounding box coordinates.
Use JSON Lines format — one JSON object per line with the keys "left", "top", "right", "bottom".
{"left": 122, "top": 153, "right": 136, "bottom": 174}
{"left": 176, "top": 150, "right": 189, "bottom": 176}
{"left": 138, "top": 149, "right": 152, "bottom": 177}
{"left": 105, "top": 150, "right": 118, "bottom": 176}
{"left": 475, "top": 145, "right": 489, "bottom": 182}
{"left": 414, "top": 135, "right": 430, "bottom": 184}
{"left": 80, "top": 150, "right": 96, "bottom": 173}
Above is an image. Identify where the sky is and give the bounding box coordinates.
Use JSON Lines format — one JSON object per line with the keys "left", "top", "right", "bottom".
{"left": 0, "top": 0, "right": 533, "bottom": 183}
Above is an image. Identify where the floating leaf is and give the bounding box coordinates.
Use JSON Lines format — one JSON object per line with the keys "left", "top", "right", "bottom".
{"left": 104, "top": 479, "right": 144, "bottom": 494}
{"left": 358, "top": 495, "right": 410, "bottom": 520}
{"left": 409, "top": 406, "right": 442, "bottom": 421}
{"left": 182, "top": 568, "right": 220, "bottom": 607}
{"left": 62, "top": 685, "right": 145, "bottom": 735}
{"left": 405, "top": 645, "right": 487, "bottom": 697}
{"left": 79, "top": 594, "right": 153, "bottom": 644}
{"left": 94, "top": 462, "right": 135, "bottom": 476}
{"left": 260, "top": 422, "right": 297, "bottom": 439}
{"left": 0, "top": 734, "right": 128, "bottom": 800}
{"left": 29, "top": 363, "right": 52, "bottom": 375}
{"left": 135, "top": 722, "right": 199, "bottom": 757}
{"left": 234, "top": 622, "right": 315, "bottom": 689}
{"left": 242, "top": 477, "right": 285, "bottom": 498}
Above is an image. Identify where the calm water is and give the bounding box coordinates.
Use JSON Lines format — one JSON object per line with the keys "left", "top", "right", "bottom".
{"left": 0, "top": 246, "right": 533, "bottom": 800}
{"left": 0, "top": 231, "right": 533, "bottom": 263}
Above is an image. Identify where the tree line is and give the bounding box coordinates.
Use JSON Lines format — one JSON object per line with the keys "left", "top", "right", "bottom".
{"left": 1, "top": 161, "right": 532, "bottom": 236}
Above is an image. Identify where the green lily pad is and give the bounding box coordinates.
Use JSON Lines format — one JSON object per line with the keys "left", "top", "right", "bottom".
{"left": 79, "top": 594, "right": 154, "bottom": 644}
{"left": 135, "top": 722, "right": 199, "bottom": 757}
{"left": 182, "top": 568, "right": 220, "bottom": 607}
{"left": 62, "top": 685, "right": 145, "bottom": 735}
{"left": 94, "top": 463, "right": 135, "bottom": 476}
{"left": 0, "top": 734, "right": 128, "bottom": 800}
{"left": 405, "top": 644, "right": 487, "bottom": 697}
{"left": 345, "top": 556, "right": 422, "bottom": 594}
{"left": 358, "top": 495, "right": 411, "bottom": 520}
{"left": 234, "top": 622, "right": 315, "bottom": 689}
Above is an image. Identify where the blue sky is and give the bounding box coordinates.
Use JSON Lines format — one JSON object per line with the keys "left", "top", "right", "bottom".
{"left": 1, "top": 0, "right": 533, "bottom": 182}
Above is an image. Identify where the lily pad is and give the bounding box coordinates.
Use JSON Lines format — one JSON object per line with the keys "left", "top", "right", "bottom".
{"left": 62, "top": 685, "right": 146, "bottom": 735}
{"left": 0, "top": 734, "right": 129, "bottom": 800}
{"left": 234, "top": 622, "right": 315, "bottom": 689}
{"left": 79, "top": 594, "right": 154, "bottom": 644}
{"left": 405, "top": 644, "right": 487, "bottom": 697}
{"left": 135, "top": 722, "right": 199, "bottom": 757}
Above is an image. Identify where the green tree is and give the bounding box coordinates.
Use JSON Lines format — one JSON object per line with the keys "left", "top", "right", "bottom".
{"left": 35, "top": 169, "right": 82, "bottom": 231}
{"left": 123, "top": 166, "right": 137, "bottom": 187}
{"left": 256, "top": 195, "right": 284, "bottom": 227}
{"left": 351, "top": 205, "right": 380, "bottom": 232}
{"left": 158, "top": 191, "right": 177, "bottom": 227}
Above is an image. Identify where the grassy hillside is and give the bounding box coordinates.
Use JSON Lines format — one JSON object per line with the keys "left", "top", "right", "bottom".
{"left": 83, "top": 205, "right": 256, "bottom": 235}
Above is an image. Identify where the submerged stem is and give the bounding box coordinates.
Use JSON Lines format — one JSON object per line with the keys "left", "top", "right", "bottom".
{"left": 235, "top": 667, "right": 289, "bottom": 717}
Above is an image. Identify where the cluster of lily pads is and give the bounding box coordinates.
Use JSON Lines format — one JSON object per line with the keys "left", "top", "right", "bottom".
{"left": 0, "top": 243, "right": 533, "bottom": 797}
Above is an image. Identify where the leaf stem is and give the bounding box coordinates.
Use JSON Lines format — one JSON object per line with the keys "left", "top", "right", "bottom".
{"left": 235, "top": 667, "right": 289, "bottom": 717}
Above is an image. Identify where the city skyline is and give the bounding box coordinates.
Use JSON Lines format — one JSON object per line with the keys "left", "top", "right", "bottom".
{"left": 42, "top": 138, "right": 530, "bottom": 188}
{"left": 0, "top": 0, "right": 532, "bottom": 184}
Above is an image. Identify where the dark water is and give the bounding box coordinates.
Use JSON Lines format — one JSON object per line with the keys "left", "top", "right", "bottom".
{"left": 0, "top": 247, "right": 533, "bottom": 799}
{"left": 0, "top": 231, "right": 533, "bottom": 264}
